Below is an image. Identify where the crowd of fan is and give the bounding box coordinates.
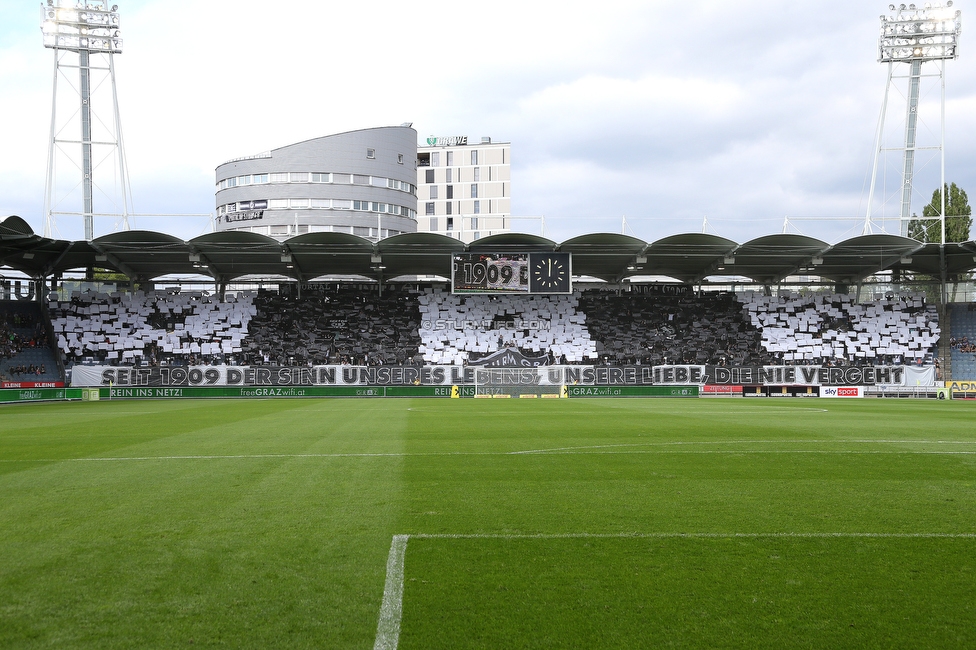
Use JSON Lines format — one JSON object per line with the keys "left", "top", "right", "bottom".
{"left": 240, "top": 285, "right": 423, "bottom": 366}
{"left": 25, "top": 285, "right": 956, "bottom": 371}
{"left": 578, "top": 290, "right": 767, "bottom": 366}
{"left": 741, "top": 291, "right": 939, "bottom": 366}
{"left": 1, "top": 306, "right": 55, "bottom": 382}
{"left": 416, "top": 289, "right": 597, "bottom": 365}
{"left": 1, "top": 312, "right": 48, "bottom": 358}
{"left": 950, "top": 337, "right": 976, "bottom": 353}
{"left": 5, "top": 363, "right": 47, "bottom": 376}
{"left": 50, "top": 289, "right": 254, "bottom": 367}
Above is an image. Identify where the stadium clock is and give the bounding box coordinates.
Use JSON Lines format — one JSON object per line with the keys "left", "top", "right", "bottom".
{"left": 529, "top": 252, "right": 572, "bottom": 293}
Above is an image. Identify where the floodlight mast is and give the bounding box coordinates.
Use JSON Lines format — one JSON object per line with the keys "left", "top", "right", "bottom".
{"left": 865, "top": 2, "right": 961, "bottom": 243}
{"left": 40, "top": 0, "right": 127, "bottom": 242}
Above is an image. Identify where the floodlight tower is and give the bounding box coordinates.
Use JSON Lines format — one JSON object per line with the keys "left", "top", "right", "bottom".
{"left": 40, "top": 0, "right": 130, "bottom": 241}
{"left": 865, "top": 2, "right": 962, "bottom": 243}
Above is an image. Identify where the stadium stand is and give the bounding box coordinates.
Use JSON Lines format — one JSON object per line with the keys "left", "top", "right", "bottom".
{"left": 949, "top": 303, "right": 976, "bottom": 378}
{"left": 37, "top": 284, "right": 946, "bottom": 371}
{"left": 0, "top": 300, "right": 61, "bottom": 382}
{"left": 48, "top": 290, "right": 255, "bottom": 367}
{"left": 241, "top": 285, "right": 422, "bottom": 366}
{"left": 740, "top": 291, "right": 939, "bottom": 365}
{"left": 416, "top": 288, "right": 598, "bottom": 365}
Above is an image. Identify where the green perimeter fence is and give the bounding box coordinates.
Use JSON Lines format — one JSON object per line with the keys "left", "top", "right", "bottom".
{"left": 0, "top": 385, "right": 699, "bottom": 404}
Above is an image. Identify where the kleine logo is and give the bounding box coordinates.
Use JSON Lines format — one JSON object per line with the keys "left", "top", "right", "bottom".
{"left": 822, "top": 388, "right": 838, "bottom": 396}
{"left": 838, "top": 387, "right": 860, "bottom": 397}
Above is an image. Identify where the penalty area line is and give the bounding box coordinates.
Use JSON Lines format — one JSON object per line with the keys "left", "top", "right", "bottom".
{"left": 373, "top": 531, "right": 976, "bottom": 649}
{"left": 374, "top": 534, "right": 409, "bottom": 650}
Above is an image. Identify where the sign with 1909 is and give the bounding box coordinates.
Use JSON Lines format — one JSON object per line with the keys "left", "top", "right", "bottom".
{"left": 452, "top": 252, "right": 572, "bottom": 294}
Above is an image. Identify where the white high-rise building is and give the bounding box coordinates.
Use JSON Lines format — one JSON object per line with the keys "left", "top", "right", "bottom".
{"left": 416, "top": 136, "right": 510, "bottom": 242}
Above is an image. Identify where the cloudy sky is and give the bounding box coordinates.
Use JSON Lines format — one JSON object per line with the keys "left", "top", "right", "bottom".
{"left": 2, "top": 0, "right": 974, "bottom": 245}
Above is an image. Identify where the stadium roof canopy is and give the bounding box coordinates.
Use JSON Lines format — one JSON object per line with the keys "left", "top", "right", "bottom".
{"left": 2, "top": 215, "right": 974, "bottom": 285}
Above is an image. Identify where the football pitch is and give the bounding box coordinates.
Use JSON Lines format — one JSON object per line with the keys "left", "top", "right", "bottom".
{"left": 1, "top": 397, "right": 975, "bottom": 648}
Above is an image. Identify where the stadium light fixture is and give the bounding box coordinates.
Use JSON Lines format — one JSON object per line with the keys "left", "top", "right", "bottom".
{"left": 879, "top": 1, "right": 961, "bottom": 62}
{"left": 40, "top": 0, "right": 129, "bottom": 243}
{"left": 41, "top": 0, "right": 123, "bottom": 53}
{"left": 865, "top": 1, "right": 962, "bottom": 243}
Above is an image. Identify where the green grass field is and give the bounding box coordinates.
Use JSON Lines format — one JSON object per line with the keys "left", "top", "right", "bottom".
{"left": 1, "top": 397, "right": 975, "bottom": 648}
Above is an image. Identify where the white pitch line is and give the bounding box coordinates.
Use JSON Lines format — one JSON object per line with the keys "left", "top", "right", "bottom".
{"left": 407, "top": 532, "right": 976, "bottom": 540}
{"left": 511, "top": 439, "right": 976, "bottom": 454}
{"left": 373, "top": 530, "right": 976, "bottom": 649}
{"left": 374, "top": 534, "right": 409, "bottom": 650}
{"left": 514, "top": 450, "right": 976, "bottom": 455}
{"left": 3, "top": 442, "right": 976, "bottom": 464}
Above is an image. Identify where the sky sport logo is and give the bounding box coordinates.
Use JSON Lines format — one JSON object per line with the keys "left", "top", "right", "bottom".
{"left": 822, "top": 387, "right": 862, "bottom": 398}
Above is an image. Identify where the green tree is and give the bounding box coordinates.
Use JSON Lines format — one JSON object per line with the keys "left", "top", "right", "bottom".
{"left": 907, "top": 182, "right": 972, "bottom": 243}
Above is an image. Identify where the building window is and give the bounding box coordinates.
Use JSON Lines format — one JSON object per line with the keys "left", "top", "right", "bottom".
{"left": 447, "top": 217, "right": 454, "bottom": 230}
{"left": 470, "top": 184, "right": 478, "bottom": 199}
{"left": 366, "top": 148, "right": 375, "bottom": 159}
{"left": 446, "top": 151, "right": 454, "bottom": 166}
{"left": 397, "top": 153, "right": 404, "bottom": 164}
{"left": 431, "top": 152, "right": 440, "bottom": 167}
{"left": 311, "top": 173, "right": 329, "bottom": 182}
{"left": 473, "top": 200, "right": 480, "bottom": 214}
{"left": 446, "top": 202, "right": 453, "bottom": 215}
{"left": 290, "top": 199, "right": 309, "bottom": 208}
{"left": 270, "top": 172, "right": 288, "bottom": 183}
{"left": 333, "top": 173, "right": 351, "bottom": 184}
{"left": 426, "top": 202, "right": 435, "bottom": 216}
{"left": 471, "top": 217, "right": 478, "bottom": 230}
{"left": 429, "top": 218, "right": 438, "bottom": 231}
{"left": 425, "top": 169, "right": 435, "bottom": 184}
{"left": 471, "top": 150, "right": 478, "bottom": 165}
{"left": 290, "top": 172, "right": 308, "bottom": 183}
{"left": 473, "top": 167, "right": 480, "bottom": 182}
{"left": 473, "top": 231, "right": 481, "bottom": 240}
{"left": 253, "top": 174, "right": 269, "bottom": 184}
{"left": 445, "top": 168, "right": 453, "bottom": 183}
{"left": 268, "top": 199, "right": 288, "bottom": 209}
{"left": 354, "top": 174, "right": 369, "bottom": 185}
{"left": 446, "top": 185, "right": 454, "bottom": 200}
{"left": 429, "top": 186, "right": 438, "bottom": 200}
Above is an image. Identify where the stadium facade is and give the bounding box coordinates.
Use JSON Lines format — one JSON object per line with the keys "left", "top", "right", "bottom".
{"left": 416, "top": 136, "right": 511, "bottom": 243}
{"left": 214, "top": 126, "right": 418, "bottom": 242}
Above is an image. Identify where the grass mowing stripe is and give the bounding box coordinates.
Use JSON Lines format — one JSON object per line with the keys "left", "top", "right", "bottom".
{"left": 398, "top": 535, "right": 976, "bottom": 649}
{"left": 378, "top": 532, "right": 976, "bottom": 649}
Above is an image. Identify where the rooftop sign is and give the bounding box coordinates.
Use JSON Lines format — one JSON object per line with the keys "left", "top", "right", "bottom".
{"left": 426, "top": 136, "right": 468, "bottom": 147}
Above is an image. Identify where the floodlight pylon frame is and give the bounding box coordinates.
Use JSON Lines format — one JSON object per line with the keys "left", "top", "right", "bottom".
{"left": 41, "top": 0, "right": 131, "bottom": 242}
{"left": 864, "top": 2, "right": 962, "bottom": 244}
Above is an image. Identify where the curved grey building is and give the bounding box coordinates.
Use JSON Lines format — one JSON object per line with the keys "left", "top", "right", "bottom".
{"left": 215, "top": 126, "right": 418, "bottom": 241}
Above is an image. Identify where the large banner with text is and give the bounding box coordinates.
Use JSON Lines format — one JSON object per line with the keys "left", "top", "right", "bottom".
{"left": 70, "top": 364, "right": 934, "bottom": 388}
